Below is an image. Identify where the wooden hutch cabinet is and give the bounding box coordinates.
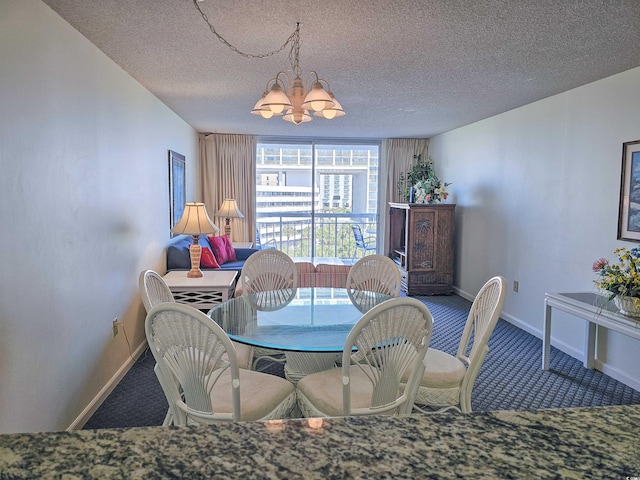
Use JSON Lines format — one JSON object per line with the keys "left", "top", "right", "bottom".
{"left": 388, "top": 202, "right": 455, "bottom": 295}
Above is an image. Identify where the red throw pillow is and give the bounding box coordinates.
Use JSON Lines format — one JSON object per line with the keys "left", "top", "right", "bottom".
{"left": 208, "top": 235, "right": 229, "bottom": 265}
{"left": 200, "top": 247, "right": 220, "bottom": 268}
{"left": 221, "top": 235, "right": 237, "bottom": 262}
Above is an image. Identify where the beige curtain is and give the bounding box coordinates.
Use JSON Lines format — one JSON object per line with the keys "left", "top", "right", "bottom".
{"left": 379, "top": 138, "right": 429, "bottom": 253}
{"left": 199, "top": 133, "right": 256, "bottom": 243}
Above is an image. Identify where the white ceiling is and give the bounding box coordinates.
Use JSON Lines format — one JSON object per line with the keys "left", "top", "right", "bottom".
{"left": 42, "top": 0, "right": 640, "bottom": 139}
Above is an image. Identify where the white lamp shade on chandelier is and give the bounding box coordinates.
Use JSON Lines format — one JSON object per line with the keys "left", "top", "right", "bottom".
{"left": 170, "top": 202, "right": 219, "bottom": 278}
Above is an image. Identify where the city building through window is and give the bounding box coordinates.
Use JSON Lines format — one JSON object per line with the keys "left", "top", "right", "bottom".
{"left": 256, "top": 141, "right": 380, "bottom": 261}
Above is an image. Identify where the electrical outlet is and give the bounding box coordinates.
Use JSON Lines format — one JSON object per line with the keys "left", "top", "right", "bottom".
{"left": 513, "top": 280, "right": 519, "bottom": 293}
{"left": 112, "top": 318, "right": 123, "bottom": 337}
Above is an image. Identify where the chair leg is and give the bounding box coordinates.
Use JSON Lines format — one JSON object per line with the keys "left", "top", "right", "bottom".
{"left": 460, "top": 390, "right": 473, "bottom": 413}
{"left": 162, "top": 409, "right": 174, "bottom": 426}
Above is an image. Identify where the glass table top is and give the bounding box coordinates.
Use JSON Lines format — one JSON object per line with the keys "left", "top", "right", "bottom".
{"left": 208, "top": 287, "right": 393, "bottom": 353}
{"left": 551, "top": 292, "right": 619, "bottom": 314}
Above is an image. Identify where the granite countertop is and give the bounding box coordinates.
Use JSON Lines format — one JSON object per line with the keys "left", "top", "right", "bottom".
{"left": 1, "top": 405, "right": 639, "bottom": 479}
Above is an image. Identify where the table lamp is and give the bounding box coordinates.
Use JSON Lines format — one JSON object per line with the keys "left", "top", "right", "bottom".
{"left": 215, "top": 198, "right": 244, "bottom": 241}
{"left": 170, "top": 202, "right": 219, "bottom": 278}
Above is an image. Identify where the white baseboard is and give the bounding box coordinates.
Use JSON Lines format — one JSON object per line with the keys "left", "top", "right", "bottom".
{"left": 67, "top": 341, "right": 148, "bottom": 431}
{"left": 595, "top": 360, "right": 640, "bottom": 391}
{"left": 452, "top": 286, "right": 640, "bottom": 390}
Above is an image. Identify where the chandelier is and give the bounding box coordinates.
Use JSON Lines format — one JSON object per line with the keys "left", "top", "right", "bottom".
{"left": 192, "top": 1, "right": 344, "bottom": 126}
{"left": 251, "top": 23, "right": 345, "bottom": 125}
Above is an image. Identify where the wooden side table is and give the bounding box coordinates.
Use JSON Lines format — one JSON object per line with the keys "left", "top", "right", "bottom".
{"left": 163, "top": 270, "right": 238, "bottom": 310}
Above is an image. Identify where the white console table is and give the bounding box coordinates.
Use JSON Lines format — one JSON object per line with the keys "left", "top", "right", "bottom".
{"left": 163, "top": 270, "right": 238, "bottom": 310}
{"left": 543, "top": 292, "right": 640, "bottom": 370}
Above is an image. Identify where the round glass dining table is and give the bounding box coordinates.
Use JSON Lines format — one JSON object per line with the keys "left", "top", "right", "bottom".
{"left": 208, "top": 287, "right": 393, "bottom": 383}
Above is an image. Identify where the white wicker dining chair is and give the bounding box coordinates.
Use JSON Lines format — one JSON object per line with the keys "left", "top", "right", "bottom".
{"left": 239, "top": 250, "right": 298, "bottom": 369}
{"left": 139, "top": 270, "right": 175, "bottom": 313}
{"left": 145, "top": 303, "right": 296, "bottom": 424}
{"left": 139, "top": 270, "right": 254, "bottom": 425}
{"left": 296, "top": 297, "right": 433, "bottom": 418}
{"left": 139, "top": 270, "right": 253, "bottom": 368}
{"left": 240, "top": 249, "right": 298, "bottom": 293}
{"left": 409, "top": 276, "right": 507, "bottom": 414}
{"left": 138, "top": 270, "right": 181, "bottom": 426}
{"left": 346, "top": 254, "right": 401, "bottom": 311}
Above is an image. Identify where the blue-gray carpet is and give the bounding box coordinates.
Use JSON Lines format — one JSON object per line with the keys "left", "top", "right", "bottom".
{"left": 83, "top": 294, "right": 640, "bottom": 429}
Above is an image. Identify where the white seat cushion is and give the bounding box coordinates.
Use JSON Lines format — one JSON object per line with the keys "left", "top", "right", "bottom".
{"left": 207, "top": 368, "right": 295, "bottom": 421}
{"left": 419, "top": 348, "right": 466, "bottom": 389}
{"left": 296, "top": 366, "right": 389, "bottom": 417}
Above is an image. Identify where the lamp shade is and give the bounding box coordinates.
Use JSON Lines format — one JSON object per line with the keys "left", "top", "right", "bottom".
{"left": 215, "top": 199, "right": 244, "bottom": 219}
{"left": 313, "top": 94, "right": 345, "bottom": 119}
{"left": 170, "top": 202, "right": 219, "bottom": 236}
{"left": 261, "top": 83, "right": 292, "bottom": 114}
{"left": 301, "top": 81, "right": 335, "bottom": 112}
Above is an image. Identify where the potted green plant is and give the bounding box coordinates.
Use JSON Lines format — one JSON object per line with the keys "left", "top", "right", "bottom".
{"left": 397, "top": 155, "right": 451, "bottom": 204}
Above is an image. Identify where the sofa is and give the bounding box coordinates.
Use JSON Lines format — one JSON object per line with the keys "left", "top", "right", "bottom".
{"left": 167, "top": 235, "right": 352, "bottom": 295}
{"left": 166, "top": 234, "right": 258, "bottom": 272}
{"left": 295, "top": 261, "right": 351, "bottom": 289}
{"left": 234, "top": 261, "right": 351, "bottom": 296}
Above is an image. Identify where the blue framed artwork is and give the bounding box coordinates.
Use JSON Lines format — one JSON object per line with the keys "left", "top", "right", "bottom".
{"left": 618, "top": 140, "right": 640, "bottom": 241}
{"left": 169, "top": 150, "right": 185, "bottom": 231}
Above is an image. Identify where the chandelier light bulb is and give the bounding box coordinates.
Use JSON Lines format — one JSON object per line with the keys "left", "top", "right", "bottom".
{"left": 322, "top": 108, "right": 337, "bottom": 120}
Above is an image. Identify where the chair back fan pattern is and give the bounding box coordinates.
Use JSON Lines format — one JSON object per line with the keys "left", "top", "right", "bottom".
{"left": 342, "top": 298, "right": 433, "bottom": 416}
{"left": 245, "top": 288, "right": 296, "bottom": 312}
{"left": 146, "top": 304, "right": 241, "bottom": 423}
{"left": 240, "top": 250, "right": 297, "bottom": 369}
{"left": 347, "top": 255, "right": 401, "bottom": 298}
{"left": 454, "top": 276, "right": 506, "bottom": 409}
{"left": 456, "top": 276, "right": 506, "bottom": 368}
{"left": 139, "top": 270, "right": 175, "bottom": 312}
{"left": 241, "top": 250, "right": 298, "bottom": 294}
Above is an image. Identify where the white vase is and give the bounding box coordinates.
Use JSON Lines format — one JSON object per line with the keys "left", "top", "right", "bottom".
{"left": 613, "top": 296, "right": 640, "bottom": 317}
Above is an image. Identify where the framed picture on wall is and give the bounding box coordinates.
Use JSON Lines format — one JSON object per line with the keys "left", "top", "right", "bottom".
{"left": 618, "top": 140, "right": 640, "bottom": 241}
{"left": 169, "top": 150, "right": 186, "bottom": 231}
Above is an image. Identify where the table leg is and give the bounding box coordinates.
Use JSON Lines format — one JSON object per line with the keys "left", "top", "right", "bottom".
{"left": 542, "top": 300, "right": 552, "bottom": 370}
{"left": 584, "top": 321, "right": 596, "bottom": 369}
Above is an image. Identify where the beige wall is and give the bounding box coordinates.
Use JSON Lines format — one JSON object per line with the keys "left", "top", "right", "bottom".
{"left": 0, "top": 0, "right": 198, "bottom": 433}
{"left": 429, "top": 66, "right": 640, "bottom": 390}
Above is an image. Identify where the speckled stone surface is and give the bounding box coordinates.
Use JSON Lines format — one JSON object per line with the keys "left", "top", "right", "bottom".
{"left": 1, "top": 405, "right": 639, "bottom": 479}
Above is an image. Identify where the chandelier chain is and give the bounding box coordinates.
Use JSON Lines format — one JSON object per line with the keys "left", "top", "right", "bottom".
{"left": 192, "top": 0, "right": 298, "bottom": 60}
{"left": 288, "top": 25, "right": 302, "bottom": 77}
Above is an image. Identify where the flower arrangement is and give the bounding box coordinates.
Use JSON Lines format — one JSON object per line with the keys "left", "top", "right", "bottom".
{"left": 397, "top": 155, "right": 451, "bottom": 204}
{"left": 592, "top": 247, "right": 640, "bottom": 300}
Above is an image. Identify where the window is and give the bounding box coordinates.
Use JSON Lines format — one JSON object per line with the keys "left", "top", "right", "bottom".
{"left": 256, "top": 140, "right": 380, "bottom": 260}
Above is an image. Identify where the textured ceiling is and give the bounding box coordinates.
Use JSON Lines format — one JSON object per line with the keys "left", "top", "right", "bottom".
{"left": 41, "top": 0, "right": 640, "bottom": 139}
